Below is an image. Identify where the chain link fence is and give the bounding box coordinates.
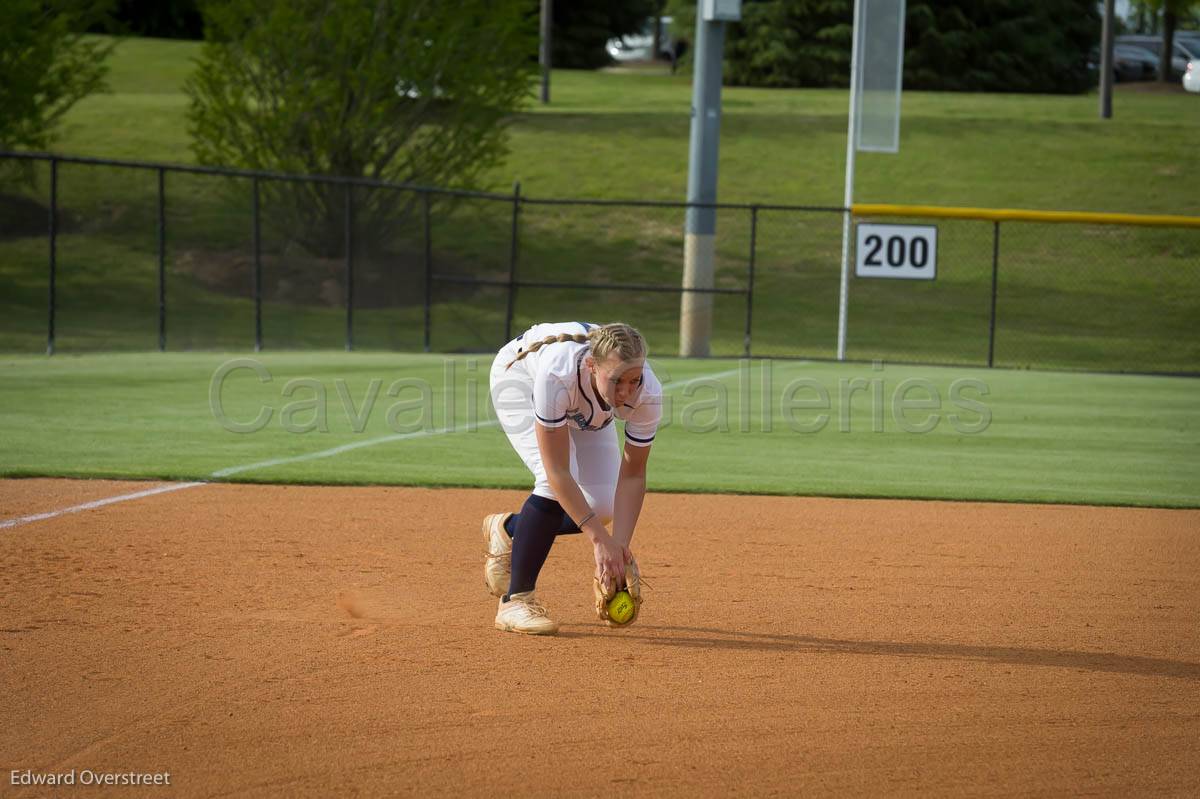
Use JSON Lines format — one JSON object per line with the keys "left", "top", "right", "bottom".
{"left": 2, "top": 151, "right": 1197, "bottom": 374}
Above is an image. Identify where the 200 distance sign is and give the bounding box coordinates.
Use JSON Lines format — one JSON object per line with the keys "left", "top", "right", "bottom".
{"left": 854, "top": 223, "right": 938, "bottom": 280}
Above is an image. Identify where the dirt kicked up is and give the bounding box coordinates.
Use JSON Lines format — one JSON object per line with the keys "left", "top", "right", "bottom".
{"left": 2, "top": 479, "right": 1198, "bottom": 797}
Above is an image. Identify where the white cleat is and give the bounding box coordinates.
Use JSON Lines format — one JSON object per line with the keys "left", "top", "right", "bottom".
{"left": 494, "top": 591, "right": 559, "bottom": 635}
{"left": 482, "top": 512, "right": 513, "bottom": 598}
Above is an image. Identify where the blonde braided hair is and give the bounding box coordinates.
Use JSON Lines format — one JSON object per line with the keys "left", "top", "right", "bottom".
{"left": 506, "top": 322, "right": 646, "bottom": 369}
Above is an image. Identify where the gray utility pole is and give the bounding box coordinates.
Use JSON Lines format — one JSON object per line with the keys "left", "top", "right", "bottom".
{"left": 539, "top": 0, "right": 552, "bottom": 104}
{"left": 1100, "top": 0, "right": 1115, "bottom": 119}
{"left": 680, "top": 1, "right": 740, "bottom": 357}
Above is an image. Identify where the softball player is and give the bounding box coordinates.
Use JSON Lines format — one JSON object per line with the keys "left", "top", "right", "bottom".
{"left": 483, "top": 321, "right": 661, "bottom": 635}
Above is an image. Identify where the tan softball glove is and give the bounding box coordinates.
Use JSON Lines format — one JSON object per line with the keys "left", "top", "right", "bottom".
{"left": 593, "top": 556, "right": 643, "bottom": 627}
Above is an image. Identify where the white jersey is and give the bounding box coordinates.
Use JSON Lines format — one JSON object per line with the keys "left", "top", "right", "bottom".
{"left": 507, "top": 321, "right": 662, "bottom": 447}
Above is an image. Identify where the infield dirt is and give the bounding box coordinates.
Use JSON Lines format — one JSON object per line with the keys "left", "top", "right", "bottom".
{"left": 2, "top": 479, "right": 1198, "bottom": 796}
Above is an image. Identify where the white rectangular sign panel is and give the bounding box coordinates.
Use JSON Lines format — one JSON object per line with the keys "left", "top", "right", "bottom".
{"left": 854, "top": 0, "right": 907, "bottom": 153}
{"left": 702, "top": 0, "right": 741, "bottom": 21}
{"left": 854, "top": 223, "right": 937, "bottom": 280}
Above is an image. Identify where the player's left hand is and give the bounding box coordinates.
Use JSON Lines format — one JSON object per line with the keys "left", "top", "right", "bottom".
{"left": 593, "top": 555, "right": 643, "bottom": 627}
{"left": 592, "top": 535, "right": 629, "bottom": 590}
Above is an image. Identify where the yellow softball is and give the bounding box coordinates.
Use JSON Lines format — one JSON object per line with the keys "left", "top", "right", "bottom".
{"left": 607, "top": 590, "right": 635, "bottom": 624}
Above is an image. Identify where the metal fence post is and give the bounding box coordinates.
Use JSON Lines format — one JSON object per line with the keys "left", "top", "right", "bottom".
{"left": 345, "top": 183, "right": 354, "bottom": 352}
{"left": 47, "top": 157, "right": 58, "bottom": 356}
{"left": 988, "top": 220, "right": 1000, "bottom": 368}
{"left": 252, "top": 176, "right": 262, "bottom": 353}
{"left": 505, "top": 182, "right": 521, "bottom": 342}
{"left": 423, "top": 191, "right": 433, "bottom": 353}
{"left": 744, "top": 205, "right": 758, "bottom": 358}
{"left": 157, "top": 167, "right": 166, "bottom": 352}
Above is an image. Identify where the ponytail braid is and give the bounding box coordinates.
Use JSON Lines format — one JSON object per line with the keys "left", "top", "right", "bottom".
{"left": 506, "top": 322, "right": 647, "bottom": 369}
{"left": 506, "top": 332, "right": 589, "bottom": 368}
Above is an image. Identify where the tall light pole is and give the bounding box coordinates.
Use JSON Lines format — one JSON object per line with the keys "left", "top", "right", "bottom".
{"left": 1100, "top": 0, "right": 1115, "bottom": 119}
{"left": 680, "top": 0, "right": 741, "bottom": 357}
{"left": 539, "top": 0, "right": 552, "bottom": 104}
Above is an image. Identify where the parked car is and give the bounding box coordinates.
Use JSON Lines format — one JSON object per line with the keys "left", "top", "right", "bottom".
{"left": 1115, "top": 35, "right": 1192, "bottom": 78}
{"left": 1090, "top": 43, "right": 1161, "bottom": 81}
{"left": 605, "top": 17, "right": 676, "bottom": 63}
{"left": 1171, "top": 39, "right": 1200, "bottom": 86}
{"left": 1118, "top": 43, "right": 1165, "bottom": 79}
{"left": 1178, "top": 38, "right": 1200, "bottom": 61}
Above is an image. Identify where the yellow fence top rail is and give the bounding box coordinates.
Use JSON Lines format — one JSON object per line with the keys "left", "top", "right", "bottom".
{"left": 852, "top": 203, "right": 1200, "bottom": 229}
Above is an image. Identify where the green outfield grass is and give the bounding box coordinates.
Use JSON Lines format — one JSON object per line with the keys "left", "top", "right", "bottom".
{"left": 2, "top": 37, "right": 1198, "bottom": 372}
{"left": 1, "top": 353, "right": 1196, "bottom": 508}
{"left": 45, "top": 37, "right": 1200, "bottom": 212}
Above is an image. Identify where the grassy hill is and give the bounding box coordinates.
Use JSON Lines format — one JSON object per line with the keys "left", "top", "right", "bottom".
{"left": 1, "top": 36, "right": 1197, "bottom": 371}
{"left": 41, "top": 37, "right": 1200, "bottom": 211}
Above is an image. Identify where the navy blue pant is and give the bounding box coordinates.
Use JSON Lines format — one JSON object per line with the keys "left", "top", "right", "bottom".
{"left": 504, "top": 494, "right": 581, "bottom": 599}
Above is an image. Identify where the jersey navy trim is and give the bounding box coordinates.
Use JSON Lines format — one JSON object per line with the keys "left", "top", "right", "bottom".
{"left": 574, "top": 350, "right": 597, "bottom": 427}
{"left": 536, "top": 412, "right": 567, "bottom": 424}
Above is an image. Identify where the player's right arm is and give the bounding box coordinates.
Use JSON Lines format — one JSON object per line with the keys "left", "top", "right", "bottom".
{"left": 534, "top": 422, "right": 629, "bottom": 580}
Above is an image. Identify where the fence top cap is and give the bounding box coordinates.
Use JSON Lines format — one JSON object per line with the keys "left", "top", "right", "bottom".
{"left": 852, "top": 202, "right": 1200, "bottom": 229}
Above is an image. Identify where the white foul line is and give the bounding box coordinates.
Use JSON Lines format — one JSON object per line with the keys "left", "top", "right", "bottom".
{"left": 0, "top": 482, "right": 206, "bottom": 530}
{"left": 0, "top": 365, "right": 752, "bottom": 530}
{"left": 209, "top": 421, "right": 501, "bottom": 478}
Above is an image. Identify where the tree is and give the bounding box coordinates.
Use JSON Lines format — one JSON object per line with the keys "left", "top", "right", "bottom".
{"left": 1129, "top": 0, "right": 1200, "bottom": 82}
{"left": 553, "top": 0, "right": 659, "bottom": 69}
{"left": 185, "top": 0, "right": 536, "bottom": 257}
{"left": 0, "top": 0, "right": 114, "bottom": 157}
{"left": 90, "top": 0, "right": 204, "bottom": 40}
{"left": 905, "top": 0, "right": 1100, "bottom": 93}
{"left": 666, "top": 0, "right": 1100, "bottom": 94}
{"left": 722, "top": 0, "right": 850, "bottom": 88}
{"left": 665, "top": 0, "right": 849, "bottom": 88}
